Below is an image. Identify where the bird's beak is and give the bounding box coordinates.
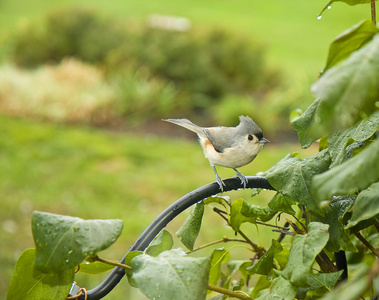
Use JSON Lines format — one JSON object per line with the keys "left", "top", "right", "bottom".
{"left": 259, "top": 138, "right": 270, "bottom": 144}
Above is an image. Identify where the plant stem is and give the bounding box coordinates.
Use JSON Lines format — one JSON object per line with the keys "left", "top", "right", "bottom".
{"left": 208, "top": 284, "right": 253, "bottom": 300}
{"left": 213, "top": 207, "right": 265, "bottom": 256}
{"left": 355, "top": 232, "right": 379, "bottom": 258}
{"left": 186, "top": 237, "right": 249, "bottom": 254}
{"left": 372, "top": 0, "right": 376, "bottom": 24}
{"left": 92, "top": 255, "right": 132, "bottom": 271}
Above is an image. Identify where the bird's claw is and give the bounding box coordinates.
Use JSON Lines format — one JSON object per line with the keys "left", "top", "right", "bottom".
{"left": 233, "top": 169, "right": 247, "bottom": 189}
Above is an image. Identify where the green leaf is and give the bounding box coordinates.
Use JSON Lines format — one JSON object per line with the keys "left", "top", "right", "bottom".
{"left": 203, "top": 195, "right": 231, "bottom": 206}
{"left": 291, "top": 98, "right": 322, "bottom": 149}
{"left": 176, "top": 202, "right": 204, "bottom": 251}
{"left": 312, "top": 139, "right": 379, "bottom": 203}
{"left": 307, "top": 271, "right": 343, "bottom": 291}
{"left": 6, "top": 249, "right": 74, "bottom": 300}
{"left": 347, "top": 182, "right": 379, "bottom": 228}
{"left": 281, "top": 222, "right": 329, "bottom": 286}
{"left": 256, "top": 276, "right": 298, "bottom": 300}
{"left": 225, "top": 260, "right": 251, "bottom": 287}
{"left": 310, "top": 34, "right": 379, "bottom": 135}
{"left": 268, "top": 192, "right": 297, "bottom": 215}
{"left": 79, "top": 261, "right": 114, "bottom": 274}
{"left": 328, "top": 111, "right": 379, "bottom": 168}
{"left": 250, "top": 275, "right": 271, "bottom": 298}
{"left": 209, "top": 248, "right": 230, "bottom": 286}
{"left": 266, "top": 150, "right": 331, "bottom": 214}
{"left": 145, "top": 229, "right": 173, "bottom": 256}
{"left": 131, "top": 249, "right": 210, "bottom": 300}
{"left": 229, "top": 198, "right": 276, "bottom": 232}
{"left": 313, "top": 196, "right": 357, "bottom": 252}
{"left": 247, "top": 239, "right": 283, "bottom": 275}
{"left": 32, "top": 211, "right": 123, "bottom": 272}
{"left": 323, "top": 20, "right": 379, "bottom": 73}
{"left": 318, "top": 266, "right": 370, "bottom": 300}
{"left": 124, "top": 251, "right": 143, "bottom": 287}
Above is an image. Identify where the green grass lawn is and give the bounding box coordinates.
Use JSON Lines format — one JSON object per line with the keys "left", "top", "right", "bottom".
{"left": 0, "top": 0, "right": 371, "bottom": 75}
{"left": 0, "top": 115, "right": 316, "bottom": 298}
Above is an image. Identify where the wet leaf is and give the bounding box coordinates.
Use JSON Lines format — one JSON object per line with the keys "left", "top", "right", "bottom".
{"left": 176, "top": 202, "right": 204, "bottom": 251}
{"left": 312, "top": 139, "right": 379, "bottom": 202}
{"left": 347, "top": 182, "right": 379, "bottom": 228}
{"left": 328, "top": 111, "right": 379, "bottom": 167}
{"left": 131, "top": 249, "right": 210, "bottom": 300}
{"left": 268, "top": 192, "right": 297, "bottom": 215}
{"left": 229, "top": 198, "right": 276, "bottom": 232}
{"left": 291, "top": 98, "right": 322, "bottom": 149}
{"left": 32, "top": 211, "right": 123, "bottom": 272}
{"left": 145, "top": 229, "right": 173, "bottom": 256}
{"left": 209, "top": 248, "right": 230, "bottom": 286}
{"left": 6, "top": 249, "right": 74, "bottom": 300}
{"left": 256, "top": 276, "right": 298, "bottom": 300}
{"left": 266, "top": 150, "right": 331, "bottom": 214}
{"left": 307, "top": 271, "right": 343, "bottom": 291}
{"left": 323, "top": 20, "right": 379, "bottom": 73}
{"left": 310, "top": 34, "right": 379, "bottom": 135}
{"left": 313, "top": 196, "right": 357, "bottom": 252}
{"left": 79, "top": 261, "right": 114, "bottom": 274}
{"left": 247, "top": 239, "right": 283, "bottom": 275}
{"left": 281, "top": 222, "right": 329, "bottom": 286}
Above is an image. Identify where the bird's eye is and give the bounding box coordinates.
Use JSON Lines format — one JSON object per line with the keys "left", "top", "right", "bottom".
{"left": 248, "top": 134, "right": 254, "bottom": 141}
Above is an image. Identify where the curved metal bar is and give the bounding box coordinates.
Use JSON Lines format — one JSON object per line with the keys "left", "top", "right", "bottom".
{"left": 81, "top": 176, "right": 275, "bottom": 299}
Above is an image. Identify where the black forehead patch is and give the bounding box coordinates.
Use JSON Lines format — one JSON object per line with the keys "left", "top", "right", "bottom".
{"left": 255, "top": 132, "right": 264, "bottom": 140}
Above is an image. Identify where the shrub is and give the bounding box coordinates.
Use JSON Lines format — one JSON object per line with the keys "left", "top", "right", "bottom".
{"left": 11, "top": 6, "right": 126, "bottom": 67}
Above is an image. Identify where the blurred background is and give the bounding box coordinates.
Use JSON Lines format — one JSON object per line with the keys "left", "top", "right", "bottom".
{"left": 0, "top": 0, "right": 371, "bottom": 298}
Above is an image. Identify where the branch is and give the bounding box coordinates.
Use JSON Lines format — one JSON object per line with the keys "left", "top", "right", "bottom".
{"left": 355, "top": 232, "right": 379, "bottom": 258}
{"left": 371, "top": 0, "right": 376, "bottom": 24}
{"left": 92, "top": 255, "right": 132, "bottom": 271}
{"left": 208, "top": 284, "right": 253, "bottom": 300}
{"left": 186, "top": 236, "right": 249, "bottom": 254}
{"left": 213, "top": 207, "right": 265, "bottom": 256}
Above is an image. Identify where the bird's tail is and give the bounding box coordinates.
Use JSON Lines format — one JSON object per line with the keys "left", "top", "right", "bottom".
{"left": 162, "top": 118, "right": 203, "bottom": 135}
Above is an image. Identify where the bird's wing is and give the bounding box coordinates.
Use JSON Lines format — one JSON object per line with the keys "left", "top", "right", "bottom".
{"left": 203, "top": 128, "right": 233, "bottom": 153}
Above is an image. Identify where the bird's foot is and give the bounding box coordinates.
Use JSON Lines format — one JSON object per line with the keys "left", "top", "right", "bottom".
{"left": 212, "top": 166, "right": 226, "bottom": 193}
{"left": 233, "top": 169, "right": 247, "bottom": 189}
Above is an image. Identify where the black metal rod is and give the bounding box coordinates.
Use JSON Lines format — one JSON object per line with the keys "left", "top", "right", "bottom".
{"left": 80, "top": 176, "right": 275, "bottom": 299}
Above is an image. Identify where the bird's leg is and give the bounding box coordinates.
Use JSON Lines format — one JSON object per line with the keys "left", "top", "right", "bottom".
{"left": 233, "top": 168, "right": 247, "bottom": 189}
{"left": 212, "top": 166, "right": 225, "bottom": 192}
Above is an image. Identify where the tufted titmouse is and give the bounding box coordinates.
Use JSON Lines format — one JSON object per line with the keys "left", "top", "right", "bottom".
{"left": 163, "top": 116, "right": 269, "bottom": 192}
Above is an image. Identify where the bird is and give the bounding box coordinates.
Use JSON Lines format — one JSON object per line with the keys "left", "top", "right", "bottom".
{"left": 163, "top": 115, "right": 269, "bottom": 192}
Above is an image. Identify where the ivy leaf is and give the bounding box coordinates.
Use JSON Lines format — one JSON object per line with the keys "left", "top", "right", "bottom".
{"left": 224, "top": 260, "right": 251, "bottom": 287}
{"left": 307, "top": 271, "right": 343, "bottom": 291}
{"left": 310, "top": 33, "right": 379, "bottom": 136}
{"left": 256, "top": 276, "right": 298, "bottom": 300}
{"left": 145, "top": 229, "right": 174, "bottom": 257}
{"left": 281, "top": 222, "right": 329, "bottom": 286}
{"left": 328, "top": 111, "right": 379, "bottom": 167}
{"left": 318, "top": 266, "right": 370, "bottom": 300}
{"left": 251, "top": 275, "right": 271, "bottom": 298}
{"left": 176, "top": 202, "right": 204, "bottom": 251}
{"left": 266, "top": 150, "right": 331, "bottom": 215}
{"left": 268, "top": 192, "right": 297, "bottom": 215}
{"left": 291, "top": 98, "right": 322, "bottom": 149}
{"left": 32, "top": 211, "right": 123, "bottom": 272}
{"left": 312, "top": 139, "right": 379, "bottom": 203}
{"left": 6, "top": 249, "right": 74, "bottom": 300}
{"left": 209, "top": 248, "right": 230, "bottom": 286}
{"left": 131, "top": 249, "right": 210, "bottom": 300}
{"left": 247, "top": 239, "right": 283, "bottom": 275}
{"left": 313, "top": 196, "right": 357, "bottom": 252}
{"left": 323, "top": 20, "right": 379, "bottom": 73}
{"left": 124, "top": 251, "right": 143, "bottom": 287}
{"left": 347, "top": 182, "right": 379, "bottom": 228}
{"left": 229, "top": 198, "right": 276, "bottom": 232}
{"left": 79, "top": 261, "right": 114, "bottom": 274}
